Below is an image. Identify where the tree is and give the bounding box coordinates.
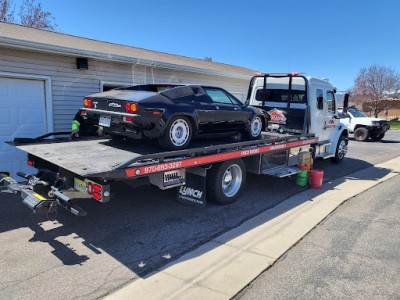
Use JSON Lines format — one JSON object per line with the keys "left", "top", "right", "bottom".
{"left": 0, "top": 0, "right": 57, "bottom": 31}
{"left": 204, "top": 57, "right": 213, "bottom": 62}
{"left": 0, "top": 0, "right": 14, "bottom": 22}
{"left": 352, "top": 65, "right": 400, "bottom": 117}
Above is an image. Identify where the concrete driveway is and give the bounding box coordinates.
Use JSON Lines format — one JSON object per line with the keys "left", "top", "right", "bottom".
{"left": 0, "top": 130, "right": 399, "bottom": 299}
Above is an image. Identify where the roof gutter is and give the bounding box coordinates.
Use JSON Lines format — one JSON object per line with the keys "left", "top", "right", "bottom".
{"left": 0, "top": 36, "right": 252, "bottom": 80}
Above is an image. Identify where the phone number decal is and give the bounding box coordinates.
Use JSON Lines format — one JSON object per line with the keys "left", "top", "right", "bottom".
{"left": 143, "top": 161, "right": 183, "bottom": 174}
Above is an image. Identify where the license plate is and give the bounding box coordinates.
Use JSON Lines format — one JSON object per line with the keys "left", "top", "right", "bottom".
{"left": 74, "top": 178, "right": 87, "bottom": 194}
{"left": 99, "top": 116, "right": 111, "bottom": 127}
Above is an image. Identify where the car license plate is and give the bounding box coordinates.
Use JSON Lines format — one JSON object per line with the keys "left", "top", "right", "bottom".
{"left": 99, "top": 116, "right": 111, "bottom": 127}
{"left": 74, "top": 178, "right": 87, "bottom": 194}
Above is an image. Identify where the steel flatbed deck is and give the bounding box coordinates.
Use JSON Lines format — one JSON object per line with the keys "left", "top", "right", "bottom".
{"left": 11, "top": 133, "right": 317, "bottom": 180}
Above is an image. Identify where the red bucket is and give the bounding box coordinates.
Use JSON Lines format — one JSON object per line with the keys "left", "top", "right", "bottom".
{"left": 309, "top": 170, "right": 324, "bottom": 189}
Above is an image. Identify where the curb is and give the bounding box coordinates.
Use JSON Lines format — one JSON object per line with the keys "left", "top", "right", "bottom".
{"left": 105, "top": 156, "right": 400, "bottom": 300}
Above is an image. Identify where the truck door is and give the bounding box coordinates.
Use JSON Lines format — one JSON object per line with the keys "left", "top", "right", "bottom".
{"left": 313, "top": 88, "right": 338, "bottom": 142}
{"left": 323, "top": 90, "right": 338, "bottom": 140}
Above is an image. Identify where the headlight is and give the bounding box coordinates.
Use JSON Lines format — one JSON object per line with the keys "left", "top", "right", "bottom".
{"left": 372, "top": 121, "right": 380, "bottom": 125}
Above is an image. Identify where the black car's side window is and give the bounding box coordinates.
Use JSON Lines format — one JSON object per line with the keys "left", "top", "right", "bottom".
{"left": 204, "top": 88, "right": 233, "bottom": 104}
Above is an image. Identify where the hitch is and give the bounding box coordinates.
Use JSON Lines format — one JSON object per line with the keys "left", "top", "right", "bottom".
{"left": 1, "top": 173, "right": 87, "bottom": 216}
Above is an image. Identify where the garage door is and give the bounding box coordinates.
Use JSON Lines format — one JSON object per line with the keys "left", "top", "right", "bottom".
{"left": 0, "top": 77, "right": 47, "bottom": 179}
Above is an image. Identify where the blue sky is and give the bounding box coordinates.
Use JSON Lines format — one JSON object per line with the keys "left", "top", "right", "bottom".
{"left": 18, "top": 0, "right": 400, "bottom": 90}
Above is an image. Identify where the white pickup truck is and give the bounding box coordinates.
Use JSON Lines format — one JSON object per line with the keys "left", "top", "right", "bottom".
{"left": 338, "top": 107, "right": 390, "bottom": 141}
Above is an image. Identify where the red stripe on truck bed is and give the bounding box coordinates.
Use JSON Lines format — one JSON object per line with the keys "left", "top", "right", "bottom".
{"left": 125, "top": 138, "right": 318, "bottom": 177}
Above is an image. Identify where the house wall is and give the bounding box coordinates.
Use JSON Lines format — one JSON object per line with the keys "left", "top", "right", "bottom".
{"left": 0, "top": 47, "right": 251, "bottom": 132}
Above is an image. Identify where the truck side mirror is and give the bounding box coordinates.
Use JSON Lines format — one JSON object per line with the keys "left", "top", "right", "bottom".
{"left": 343, "top": 93, "right": 349, "bottom": 113}
{"left": 317, "top": 96, "right": 323, "bottom": 109}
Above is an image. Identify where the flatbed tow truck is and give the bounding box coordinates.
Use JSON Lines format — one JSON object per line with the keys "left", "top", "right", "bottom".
{"left": 0, "top": 74, "right": 349, "bottom": 216}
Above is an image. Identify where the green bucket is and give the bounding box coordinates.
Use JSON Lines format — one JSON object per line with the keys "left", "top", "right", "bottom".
{"left": 296, "top": 170, "right": 309, "bottom": 186}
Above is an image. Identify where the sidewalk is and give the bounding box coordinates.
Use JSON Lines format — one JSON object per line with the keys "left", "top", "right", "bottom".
{"left": 105, "top": 156, "right": 400, "bottom": 300}
{"left": 236, "top": 174, "right": 400, "bottom": 299}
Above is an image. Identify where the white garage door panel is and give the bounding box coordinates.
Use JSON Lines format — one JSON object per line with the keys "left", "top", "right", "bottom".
{"left": 0, "top": 77, "right": 47, "bottom": 179}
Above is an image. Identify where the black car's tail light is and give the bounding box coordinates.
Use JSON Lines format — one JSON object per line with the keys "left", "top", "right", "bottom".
{"left": 83, "top": 99, "right": 93, "bottom": 108}
{"left": 125, "top": 102, "right": 138, "bottom": 114}
{"left": 123, "top": 116, "right": 132, "bottom": 122}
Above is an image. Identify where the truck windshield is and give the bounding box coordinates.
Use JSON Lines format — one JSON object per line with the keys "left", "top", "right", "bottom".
{"left": 349, "top": 109, "right": 367, "bottom": 118}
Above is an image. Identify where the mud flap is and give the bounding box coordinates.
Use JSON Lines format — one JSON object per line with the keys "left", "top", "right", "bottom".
{"left": 177, "top": 168, "right": 207, "bottom": 207}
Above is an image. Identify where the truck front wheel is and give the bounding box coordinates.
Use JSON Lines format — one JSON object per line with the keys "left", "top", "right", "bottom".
{"left": 354, "top": 127, "right": 369, "bottom": 141}
{"left": 330, "top": 135, "right": 348, "bottom": 163}
{"left": 206, "top": 159, "right": 246, "bottom": 205}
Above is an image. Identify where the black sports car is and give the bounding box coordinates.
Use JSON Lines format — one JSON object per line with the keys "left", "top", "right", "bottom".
{"left": 80, "top": 84, "right": 265, "bottom": 150}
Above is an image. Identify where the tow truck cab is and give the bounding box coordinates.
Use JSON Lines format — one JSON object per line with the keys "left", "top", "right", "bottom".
{"left": 247, "top": 73, "right": 349, "bottom": 161}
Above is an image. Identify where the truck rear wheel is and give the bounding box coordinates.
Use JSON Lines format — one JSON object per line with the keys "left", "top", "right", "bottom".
{"left": 354, "top": 127, "right": 369, "bottom": 141}
{"left": 206, "top": 159, "right": 246, "bottom": 205}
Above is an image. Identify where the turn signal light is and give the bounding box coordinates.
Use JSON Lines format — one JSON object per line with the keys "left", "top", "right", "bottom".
{"left": 84, "top": 99, "right": 93, "bottom": 108}
{"left": 125, "top": 102, "right": 138, "bottom": 114}
{"left": 290, "top": 72, "right": 298, "bottom": 76}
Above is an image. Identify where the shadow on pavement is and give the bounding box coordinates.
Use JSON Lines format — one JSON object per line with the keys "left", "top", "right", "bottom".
{"left": 0, "top": 157, "right": 392, "bottom": 285}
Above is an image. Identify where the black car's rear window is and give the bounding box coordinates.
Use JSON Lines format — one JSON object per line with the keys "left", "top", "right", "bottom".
{"left": 117, "top": 84, "right": 180, "bottom": 92}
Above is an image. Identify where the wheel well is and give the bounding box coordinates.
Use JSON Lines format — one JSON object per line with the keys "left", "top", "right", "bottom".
{"left": 341, "top": 129, "right": 349, "bottom": 138}
{"left": 354, "top": 124, "right": 368, "bottom": 131}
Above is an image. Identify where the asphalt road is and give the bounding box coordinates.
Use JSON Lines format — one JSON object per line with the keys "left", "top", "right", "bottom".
{"left": 235, "top": 172, "right": 400, "bottom": 299}
{"left": 0, "top": 130, "right": 399, "bottom": 299}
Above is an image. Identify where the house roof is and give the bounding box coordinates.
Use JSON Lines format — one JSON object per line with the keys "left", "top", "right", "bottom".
{"left": 0, "top": 22, "right": 258, "bottom": 79}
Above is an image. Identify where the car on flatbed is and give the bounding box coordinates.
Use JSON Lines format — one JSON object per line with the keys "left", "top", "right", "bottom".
{"left": 81, "top": 84, "right": 266, "bottom": 150}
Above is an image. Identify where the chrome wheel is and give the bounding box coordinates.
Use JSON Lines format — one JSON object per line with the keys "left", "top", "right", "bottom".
{"left": 169, "top": 118, "right": 190, "bottom": 147}
{"left": 222, "top": 164, "right": 243, "bottom": 197}
{"left": 250, "top": 116, "right": 262, "bottom": 137}
{"left": 337, "top": 140, "right": 347, "bottom": 160}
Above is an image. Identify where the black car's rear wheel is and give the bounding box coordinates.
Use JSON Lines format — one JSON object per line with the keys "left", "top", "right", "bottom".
{"left": 247, "top": 115, "right": 263, "bottom": 140}
{"left": 159, "top": 116, "right": 192, "bottom": 150}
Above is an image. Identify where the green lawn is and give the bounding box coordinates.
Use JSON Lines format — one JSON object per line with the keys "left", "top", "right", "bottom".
{"left": 390, "top": 119, "right": 400, "bottom": 129}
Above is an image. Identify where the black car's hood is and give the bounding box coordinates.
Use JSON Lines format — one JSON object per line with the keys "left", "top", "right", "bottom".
{"left": 87, "top": 90, "right": 158, "bottom": 102}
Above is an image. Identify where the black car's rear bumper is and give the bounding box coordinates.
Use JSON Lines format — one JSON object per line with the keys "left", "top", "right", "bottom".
{"left": 81, "top": 108, "right": 164, "bottom": 139}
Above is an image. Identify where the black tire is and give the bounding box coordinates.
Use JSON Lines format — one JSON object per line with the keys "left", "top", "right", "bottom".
{"left": 354, "top": 127, "right": 369, "bottom": 142}
{"left": 370, "top": 132, "right": 385, "bottom": 141}
{"left": 206, "top": 159, "right": 246, "bottom": 205}
{"left": 330, "top": 135, "right": 347, "bottom": 163}
{"left": 158, "top": 116, "right": 193, "bottom": 150}
{"left": 246, "top": 115, "right": 263, "bottom": 140}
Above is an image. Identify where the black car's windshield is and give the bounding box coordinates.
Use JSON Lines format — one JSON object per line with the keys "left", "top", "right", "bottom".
{"left": 349, "top": 109, "right": 367, "bottom": 117}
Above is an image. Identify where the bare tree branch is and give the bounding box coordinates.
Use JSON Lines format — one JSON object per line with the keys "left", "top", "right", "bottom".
{"left": 0, "top": 0, "right": 14, "bottom": 22}
{"left": 19, "top": 0, "right": 57, "bottom": 30}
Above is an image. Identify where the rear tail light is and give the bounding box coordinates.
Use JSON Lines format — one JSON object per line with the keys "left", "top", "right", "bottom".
{"left": 27, "top": 160, "right": 34, "bottom": 166}
{"left": 125, "top": 102, "right": 138, "bottom": 114}
{"left": 93, "top": 192, "right": 102, "bottom": 200}
{"left": 80, "top": 110, "right": 87, "bottom": 116}
{"left": 93, "top": 184, "right": 102, "bottom": 192}
{"left": 123, "top": 116, "right": 132, "bottom": 122}
{"left": 84, "top": 99, "right": 93, "bottom": 108}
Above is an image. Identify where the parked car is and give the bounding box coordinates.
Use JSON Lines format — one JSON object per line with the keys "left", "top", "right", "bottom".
{"left": 80, "top": 84, "right": 266, "bottom": 150}
{"left": 338, "top": 107, "right": 390, "bottom": 141}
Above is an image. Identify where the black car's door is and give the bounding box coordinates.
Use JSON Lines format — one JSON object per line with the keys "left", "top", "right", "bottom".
{"left": 192, "top": 95, "right": 216, "bottom": 133}
{"left": 203, "top": 88, "right": 247, "bottom": 131}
